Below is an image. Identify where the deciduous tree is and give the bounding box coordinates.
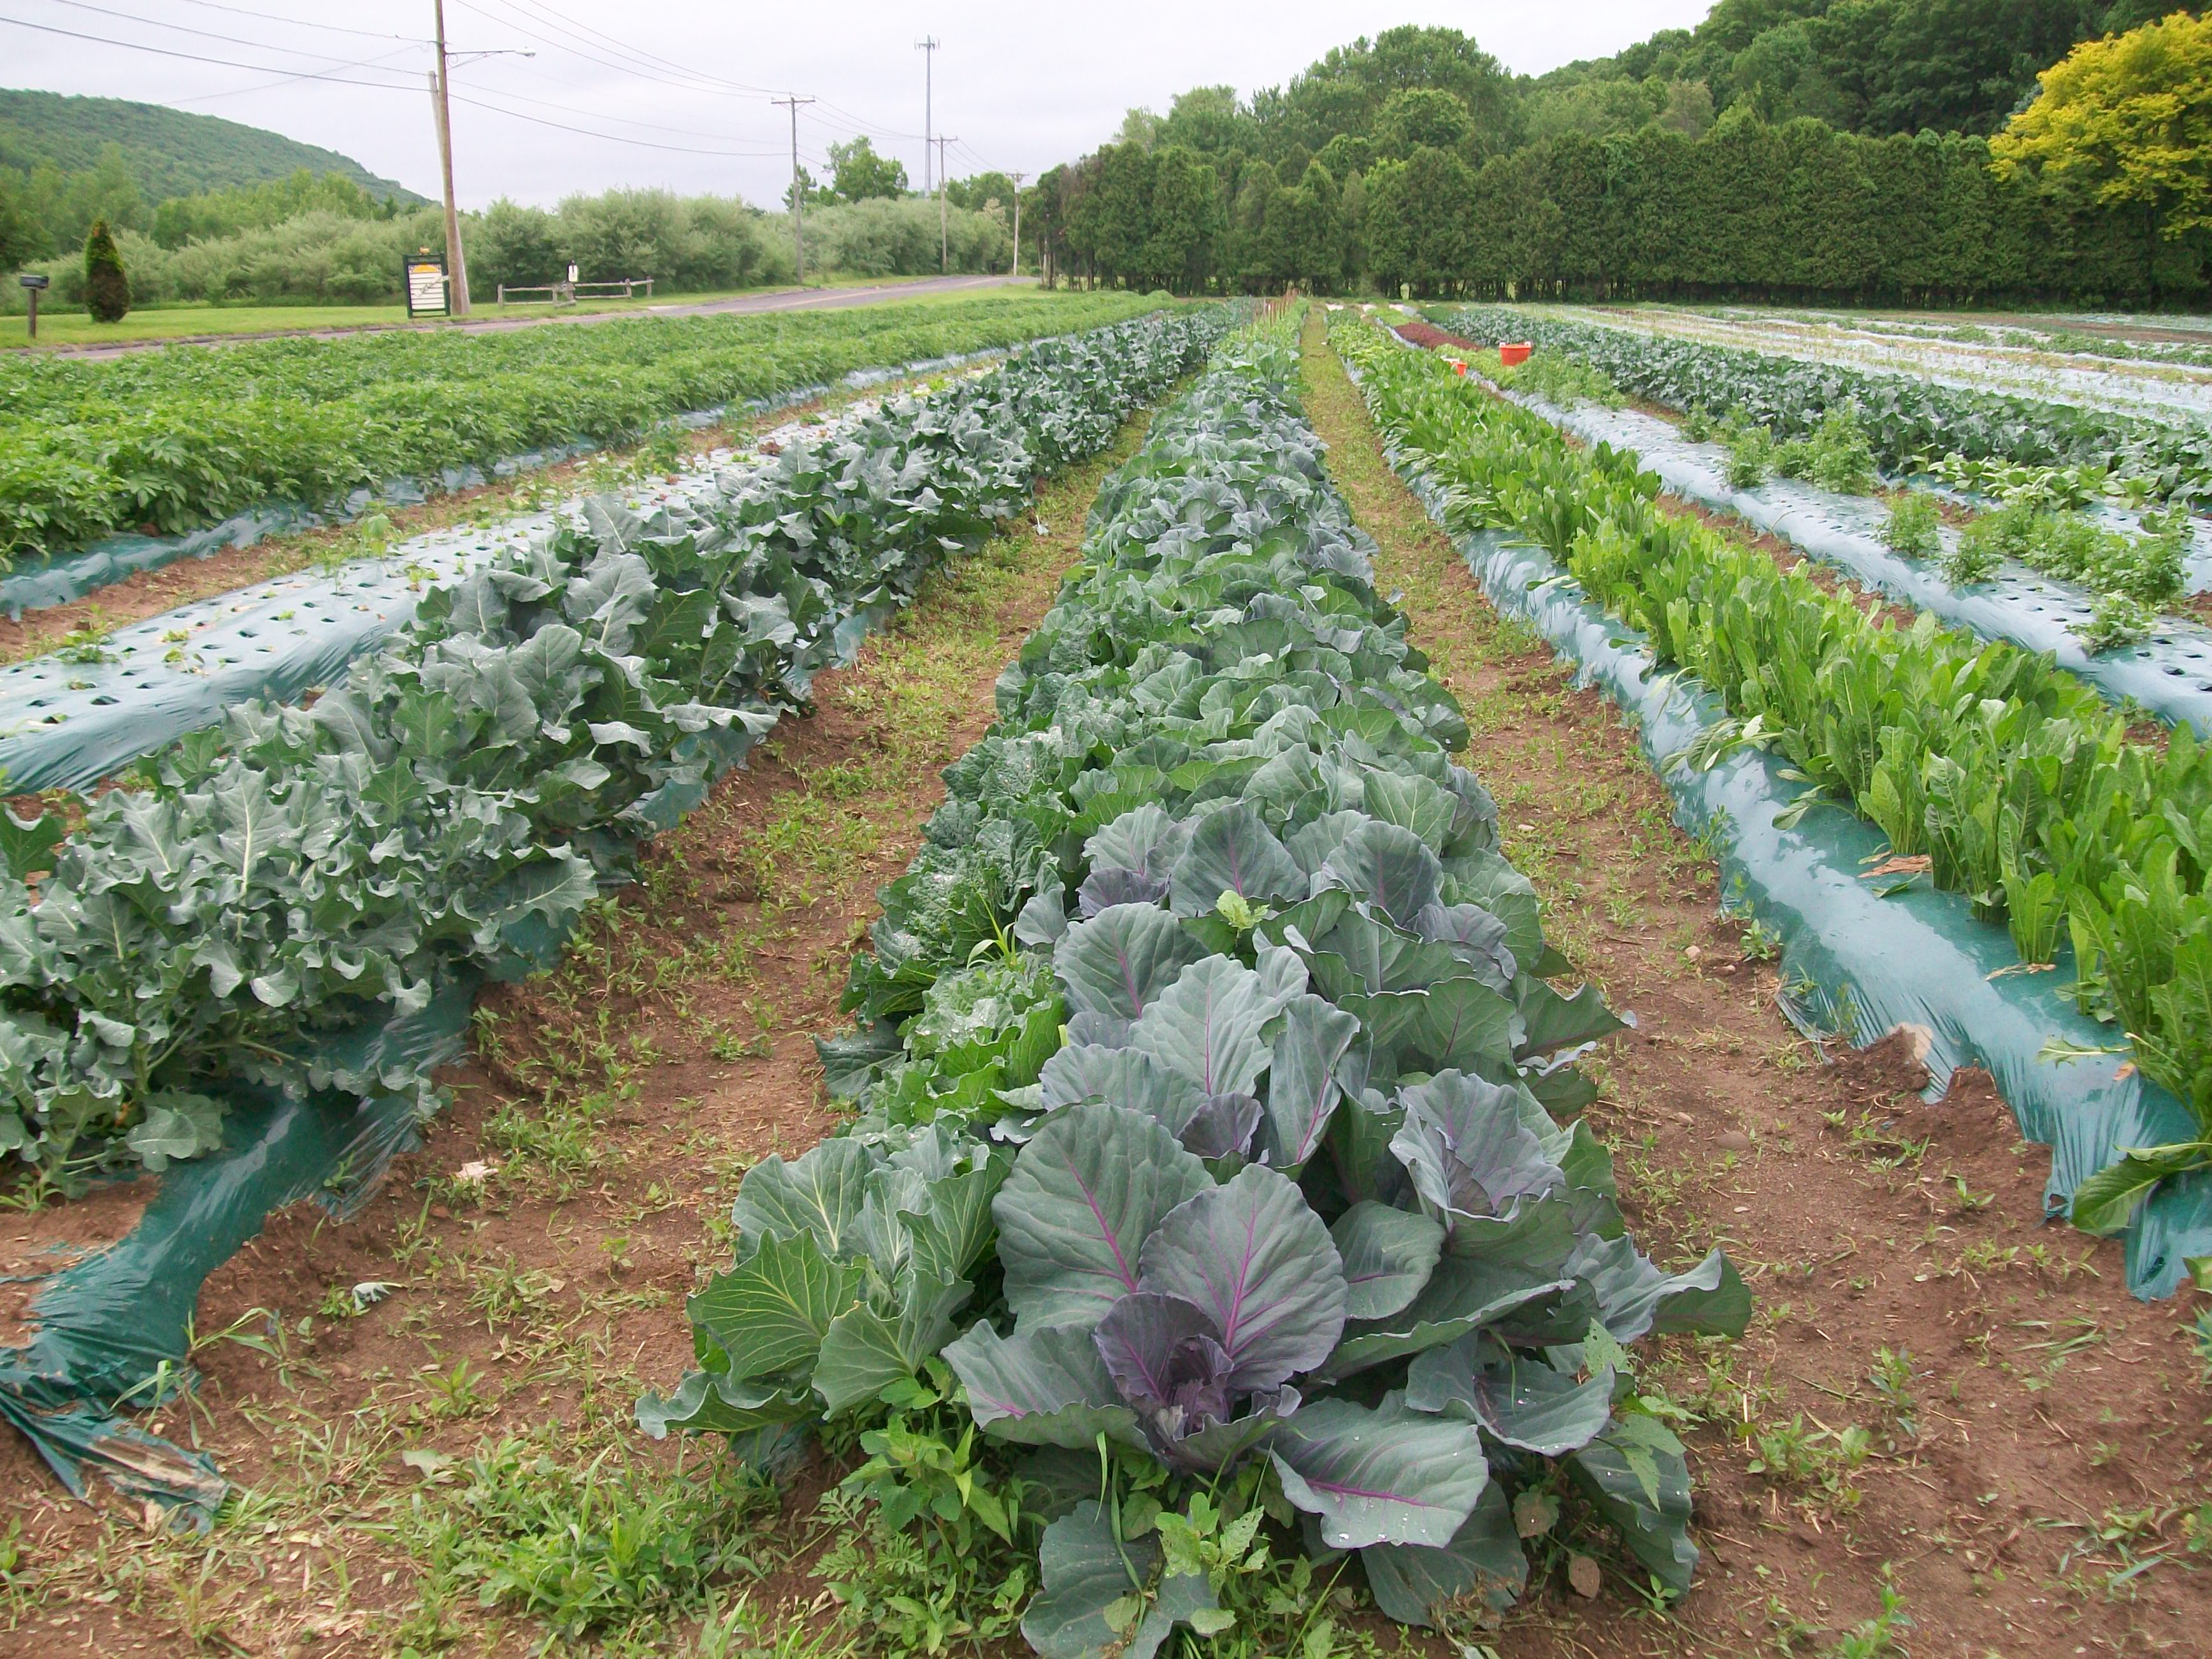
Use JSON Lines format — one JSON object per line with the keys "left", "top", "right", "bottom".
{"left": 1992, "top": 10, "right": 2212, "bottom": 236}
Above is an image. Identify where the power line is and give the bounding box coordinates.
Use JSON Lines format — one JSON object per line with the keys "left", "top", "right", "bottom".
{"left": 499, "top": 0, "right": 782, "bottom": 96}
{"left": 801, "top": 103, "right": 929, "bottom": 145}
{"left": 171, "top": 43, "right": 425, "bottom": 104}
{"left": 452, "top": 0, "right": 780, "bottom": 102}
{"left": 169, "top": 0, "right": 426, "bottom": 45}
{"left": 43, "top": 0, "right": 422, "bottom": 68}
{"left": 446, "top": 89, "right": 784, "bottom": 155}
{"left": 0, "top": 15, "right": 789, "bottom": 156}
{"left": 0, "top": 15, "right": 429, "bottom": 89}
{"left": 447, "top": 70, "right": 780, "bottom": 145}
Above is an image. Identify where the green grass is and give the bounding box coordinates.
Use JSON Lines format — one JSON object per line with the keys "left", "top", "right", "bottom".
{"left": 0, "top": 273, "right": 1038, "bottom": 350}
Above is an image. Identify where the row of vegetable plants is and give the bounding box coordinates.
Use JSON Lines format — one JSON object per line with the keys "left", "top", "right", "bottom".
{"left": 1333, "top": 315, "right": 2212, "bottom": 1242}
{"left": 0, "top": 307, "right": 1226, "bottom": 1195}
{"left": 646, "top": 316, "right": 1749, "bottom": 1652}
{"left": 1409, "top": 329, "right": 2212, "bottom": 729}
{"left": 0, "top": 391, "right": 916, "bottom": 798}
{"left": 1439, "top": 305, "right": 2212, "bottom": 517}
{"left": 1627, "top": 358, "right": 2195, "bottom": 641}
{"left": 0, "top": 291, "right": 1158, "bottom": 559}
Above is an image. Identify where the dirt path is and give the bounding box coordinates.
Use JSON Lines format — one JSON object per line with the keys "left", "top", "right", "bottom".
{"left": 1297, "top": 310, "right": 2211, "bottom": 1659}
{"left": 22, "top": 275, "right": 1028, "bottom": 362}
{"left": 0, "top": 399, "right": 1164, "bottom": 1659}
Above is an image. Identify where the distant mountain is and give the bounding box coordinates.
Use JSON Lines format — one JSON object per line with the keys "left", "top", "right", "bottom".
{"left": 0, "top": 89, "right": 424, "bottom": 203}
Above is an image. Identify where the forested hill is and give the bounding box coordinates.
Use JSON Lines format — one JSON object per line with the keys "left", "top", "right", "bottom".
{"left": 0, "top": 89, "right": 421, "bottom": 203}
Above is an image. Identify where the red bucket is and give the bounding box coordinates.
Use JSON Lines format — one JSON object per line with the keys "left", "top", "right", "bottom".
{"left": 1449, "top": 359, "right": 1468, "bottom": 377}
{"left": 1499, "top": 342, "right": 1532, "bottom": 367}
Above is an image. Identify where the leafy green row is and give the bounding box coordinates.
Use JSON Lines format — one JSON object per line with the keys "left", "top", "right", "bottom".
{"left": 1335, "top": 317, "right": 2212, "bottom": 1232}
{"left": 1448, "top": 327, "right": 2192, "bottom": 652}
{"left": 1440, "top": 306, "right": 2212, "bottom": 511}
{"left": 0, "top": 292, "right": 1157, "bottom": 558}
{"left": 647, "top": 318, "right": 1748, "bottom": 1653}
{"left": 0, "top": 308, "right": 1226, "bottom": 1192}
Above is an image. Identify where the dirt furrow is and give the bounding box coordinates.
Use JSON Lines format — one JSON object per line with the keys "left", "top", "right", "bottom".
{"left": 1299, "top": 309, "right": 2209, "bottom": 1659}
{"left": 0, "top": 397, "right": 1166, "bottom": 1659}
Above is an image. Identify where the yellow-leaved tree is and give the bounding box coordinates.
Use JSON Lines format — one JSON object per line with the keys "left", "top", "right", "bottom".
{"left": 1992, "top": 11, "right": 2212, "bottom": 238}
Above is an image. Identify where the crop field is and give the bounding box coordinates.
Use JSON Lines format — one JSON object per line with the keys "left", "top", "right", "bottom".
{"left": 0, "top": 286, "right": 2208, "bottom": 1659}
{"left": 0, "top": 289, "right": 1154, "bottom": 559}
{"left": 1546, "top": 304, "right": 2212, "bottom": 424}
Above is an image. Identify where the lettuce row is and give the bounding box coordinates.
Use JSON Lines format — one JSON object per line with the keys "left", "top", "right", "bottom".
{"left": 0, "top": 308, "right": 1229, "bottom": 1189}
{"left": 1336, "top": 315, "right": 2212, "bottom": 1222}
{"left": 649, "top": 322, "right": 1748, "bottom": 1646}
{"left": 1441, "top": 305, "right": 2212, "bottom": 510}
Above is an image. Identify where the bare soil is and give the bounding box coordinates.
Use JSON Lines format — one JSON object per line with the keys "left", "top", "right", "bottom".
{"left": 3, "top": 324, "right": 2207, "bottom": 1659}
{"left": 1302, "top": 311, "right": 2211, "bottom": 1658}
{"left": 0, "top": 405, "right": 1161, "bottom": 1657}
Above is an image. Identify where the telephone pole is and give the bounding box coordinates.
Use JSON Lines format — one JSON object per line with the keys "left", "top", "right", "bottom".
{"left": 933, "top": 136, "right": 958, "bottom": 273}
{"left": 772, "top": 95, "right": 815, "bottom": 285}
{"left": 1009, "top": 170, "right": 1026, "bottom": 278}
{"left": 914, "top": 37, "right": 938, "bottom": 196}
{"left": 430, "top": 0, "right": 470, "bottom": 315}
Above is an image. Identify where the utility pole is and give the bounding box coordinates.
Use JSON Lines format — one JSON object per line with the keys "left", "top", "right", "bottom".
{"left": 772, "top": 95, "right": 815, "bottom": 285}
{"left": 1009, "top": 170, "right": 1026, "bottom": 278}
{"left": 430, "top": 0, "right": 470, "bottom": 315}
{"left": 932, "top": 137, "right": 959, "bottom": 273}
{"left": 914, "top": 37, "right": 938, "bottom": 196}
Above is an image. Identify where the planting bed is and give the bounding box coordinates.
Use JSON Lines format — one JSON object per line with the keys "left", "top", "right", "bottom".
{"left": 0, "top": 290, "right": 1154, "bottom": 591}
{"left": 1560, "top": 305, "right": 2212, "bottom": 425}
{"left": 1444, "top": 306, "right": 2212, "bottom": 592}
{"left": 0, "top": 308, "right": 2205, "bottom": 1659}
{"left": 1338, "top": 315, "right": 2212, "bottom": 1289}
{"left": 1402, "top": 325, "right": 2212, "bottom": 737}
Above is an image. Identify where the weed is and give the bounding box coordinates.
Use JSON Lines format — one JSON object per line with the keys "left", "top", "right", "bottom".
{"left": 1880, "top": 491, "right": 1943, "bottom": 559}
{"left": 1744, "top": 1412, "right": 1871, "bottom": 1505}
{"left": 1724, "top": 423, "right": 1776, "bottom": 491}
{"left": 1830, "top": 1574, "right": 1912, "bottom": 1658}
{"left": 418, "top": 1358, "right": 493, "bottom": 1421}
{"left": 1867, "top": 1347, "right": 1918, "bottom": 1450}
{"left": 387, "top": 1428, "right": 773, "bottom": 1649}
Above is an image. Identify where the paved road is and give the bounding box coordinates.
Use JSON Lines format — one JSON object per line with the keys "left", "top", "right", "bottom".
{"left": 34, "top": 273, "right": 1032, "bottom": 362}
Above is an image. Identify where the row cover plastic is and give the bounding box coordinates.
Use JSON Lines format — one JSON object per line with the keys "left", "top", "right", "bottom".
{"left": 0, "top": 383, "right": 930, "bottom": 796}
{"left": 0, "top": 460, "right": 942, "bottom": 1527}
{"left": 1508, "top": 390, "right": 2212, "bottom": 738}
{"left": 1347, "top": 354, "right": 2212, "bottom": 1302}
{"left": 0, "top": 310, "right": 1219, "bottom": 1525}
{"left": 0, "top": 346, "right": 1002, "bottom": 622}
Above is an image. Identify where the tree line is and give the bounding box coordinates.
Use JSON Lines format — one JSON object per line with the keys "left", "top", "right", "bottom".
{"left": 1024, "top": 11, "right": 2211, "bottom": 308}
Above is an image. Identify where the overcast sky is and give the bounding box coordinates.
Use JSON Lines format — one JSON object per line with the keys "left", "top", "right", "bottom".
{"left": 8, "top": 2, "right": 1713, "bottom": 208}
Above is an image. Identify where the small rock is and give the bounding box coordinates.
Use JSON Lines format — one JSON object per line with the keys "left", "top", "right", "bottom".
{"left": 1717, "top": 1130, "right": 1752, "bottom": 1152}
